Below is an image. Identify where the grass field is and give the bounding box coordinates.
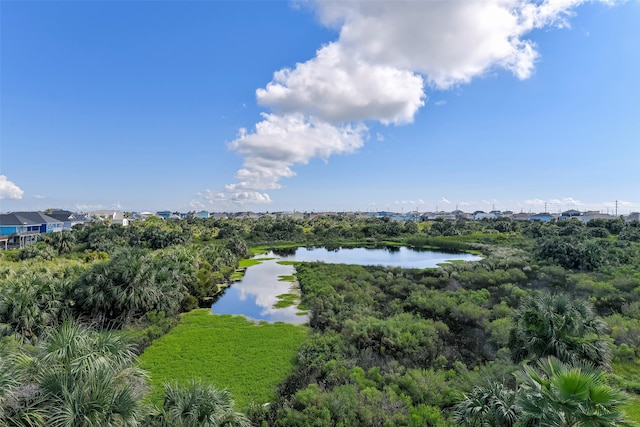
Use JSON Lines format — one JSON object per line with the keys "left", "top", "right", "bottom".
{"left": 138, "top": 309, "right": 308, "bottom": 409}
{"left": 613, "top": 360, "right": 640, "bottom": 422}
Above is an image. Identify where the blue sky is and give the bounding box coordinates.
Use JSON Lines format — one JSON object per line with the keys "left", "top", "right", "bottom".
{"left": 1, "top": 0, "right": 639, "bottom": 214}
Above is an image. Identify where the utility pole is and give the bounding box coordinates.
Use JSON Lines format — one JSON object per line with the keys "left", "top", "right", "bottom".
{"left": 544, "top": 202, "right": 547, "bottom": 213}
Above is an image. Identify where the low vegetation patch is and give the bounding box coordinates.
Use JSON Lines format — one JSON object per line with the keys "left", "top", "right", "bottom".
{"left": 273, "top": 293, "right": 299, "bottom": 309}
{"left": 138, "top": 309, "right": 308, "bottom": 409}
{"left": 276, "top": 260, "right": 300, "bottom": 266}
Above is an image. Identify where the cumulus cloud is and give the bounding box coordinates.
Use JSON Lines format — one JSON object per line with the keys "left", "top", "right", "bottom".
{"left": 257, "top": 43, "right": 425, "bottom": 125}
{"left": 0, "top": 175, "right": 24, "bottom": 200}
{"left": 549, "top": 197, "right": 585, "bottom": 207}
{"left": 395, "top": 199, "right": 425, "bottom": 206}
{"left": 520, "top": 197, "right": 590, "bottom": 212}
{"left": 523, "top": 198, "right": 547, "bottom": 207}
{"left": 199, "top": 0, "right": 606, "bottom": 208}
{"left": 75, "top": 203, "right": 104, "bottom": 211}
{"left": 198, "top": 188, "right": 272, "bottom": 207}
{"left": 229, "top": 113, "right": 366, "bottom": 190}
{"left": 199, "top": 113, "right": 366, "bottom": 206}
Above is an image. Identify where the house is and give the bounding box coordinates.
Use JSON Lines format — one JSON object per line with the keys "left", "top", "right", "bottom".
{"left": 0, "top": 211, "right": 64, "bottom": 249}
{"left": 87, "top": 210, "right": 129, "bottom": 226}
{"left": 512, "top": 213, "right": 531, "bottom": 221}
{"left": 474, "top": 212, "right": 497, "bottom": 220}
{"left": 197, "top": 210, "right": 210, "bottom": 219}
{"left": 156, "top": 210, "right": 172, "bottom": 219}
{"left": 561, "top": 209, "right": 582, "bottom": 218}
{"left": 529, "top": 213, "right": 555, "bottom": 222}
{"left": 137, "top": 212, "right": 156, "bottom": 220}
{"left": 46, "top": 210, "right": 89, "bottom": 230}
{"left": 580, "top": 212, "right": 616, "bottom": 223}
{"left": 627, "top": 212, "right": 640, "bottom": 222}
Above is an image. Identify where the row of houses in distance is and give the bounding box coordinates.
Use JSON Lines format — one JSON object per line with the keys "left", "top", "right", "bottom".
{"left": 0, "top": 209, "right": 130, "bottom": 249}
{"left": 419, "top": 209, "right": 640, "bottom": 223}
{"left": 2, "top": 208, "right": 639, "bottom": 250}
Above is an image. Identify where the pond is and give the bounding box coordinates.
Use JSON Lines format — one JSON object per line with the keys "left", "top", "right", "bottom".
{"left": 211, "top": 246, "right": 481, "bottom": 324}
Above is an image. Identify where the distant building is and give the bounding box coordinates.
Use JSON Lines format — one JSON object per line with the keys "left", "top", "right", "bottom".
{"left": 561, "top": 209, "right": 582, "bottom": 218}
{"left": 197, "top": 210, "right": 210, "bottom": 219}
{"left": 627, "top": 212, "right": 640, "bottom": 222}
{"left": 46, "top": 210, "right": 89, "bottom": 230}
{"left": 474, "top": 212, "right": 497, "bottom": 220}
{"left": 512, "top": 213, "right": 531, "bottom": 221}
{"left": 529, "top": 213, "right": 554, "bottom": 222}
{"left": 156, "top": 210, "right": 172, "bottom": 219}
{"left": 0, "top": 211, "right": 63, "bottom": 249}
{"left": 580, "top": 212, "right": 616, "bottom": 223}
{"left": 87, "top": 210, "right": 129, "bottom": 226}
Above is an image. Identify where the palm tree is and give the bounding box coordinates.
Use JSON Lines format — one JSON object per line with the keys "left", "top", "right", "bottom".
{"left": 156, "top": 380, "right": 250, "bottom": 427}
{"left": 56, "top": 230, "right": 76, "bottom": 255}
{"left": 0, "top": 272, "right": 66, "bottom": 343}
{"left": 7, "top": 321, "right": 147, "bottom": 427}
{"left": 453, "top": 382, "right": 521, "bottom": 427}
{"left": 515, "top": 357, "right": 629, "bottom": 427}
{"left": 508, "top": 293, "right": 611, "bottom": 368}
{"left": 0, "top": 355, "right": 17, "bottom": 422}
{"left": 72, "top": 248, "right": 183, "bottom": 326}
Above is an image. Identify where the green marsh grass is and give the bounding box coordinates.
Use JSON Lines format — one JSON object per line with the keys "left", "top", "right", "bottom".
{"left": 273, "top": 293, "right": 298, "bottom": 309}
{"left": 138, "top": 309, "right": 308, "bottom": 409}
{"left": 276, "top": 260, "right": 300, "bottom": 266}
{"left": 613, "top": 360, "right": 640, "bottom": 422}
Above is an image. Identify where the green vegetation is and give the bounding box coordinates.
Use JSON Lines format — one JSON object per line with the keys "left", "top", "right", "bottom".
{"left": 273, "top": 293, "right": 299, "bottom": 308}
{"left": 2, "top": 213, "right": 640, "bottom": 425}
{"left": 138, "top": 310, "right": 308, "bottom": 409}
{"left": 276, "top": 260, "right": 301, "bottom": 265}
{"left": 239, "top": 257, "right": 274, "bottom": 268}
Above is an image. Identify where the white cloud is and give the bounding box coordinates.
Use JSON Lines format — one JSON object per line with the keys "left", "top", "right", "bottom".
{"left": 189, "top": 199, "right": 206, "bottom": 210}
{"left": 228, "top": 113, "right": 366, "bottom": 190}
{"left": 440, "top": 197, "right": 452, "bottom": 204}
{"left": 395, "top": 199, "right": 425, "bottom": 206}
{"left": 205, "top": 0, "right": 609, "bottom": 207}
{"left": 523, "top": 198, "right": 547, "bottom": 206}
{"left": 313, "top": 0, "right": 592, "bottom": 89}
{"left": 257, "top": 43, "right": 425, "bottom": 125}
{"left": 548, "top": 197, "right": 585, "bottom": 207}
{"left": 33, "top": 194, "right": 46, "bottom": 199}
{"left": 603, "top": 199, "right": 633, "bottom": 208}
{"left": 0, "top": 175, "right": 24, "bottom": 200}
{"left": 197, "top": 113, "right": 366, "bottom": 208}
{"left": 199, "top": 188, "right": 272, "bottom": 207}
{"left": 75, "top": 203, "right": 104, "bottom": 211}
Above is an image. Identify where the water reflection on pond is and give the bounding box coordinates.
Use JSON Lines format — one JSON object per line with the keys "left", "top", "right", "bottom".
{"left": 276, "top": 246, "right": 481, "bottom": 268}
{"left": 212, "top": 258, "right": 306, "bottom": 324}
{"left": 211, "top": 246, "right": 481, "bottom": 324}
